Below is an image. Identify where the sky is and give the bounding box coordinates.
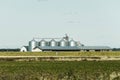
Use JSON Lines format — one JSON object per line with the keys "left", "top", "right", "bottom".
{"left": 0, "top": 0, "right": 120, "bottom": 48}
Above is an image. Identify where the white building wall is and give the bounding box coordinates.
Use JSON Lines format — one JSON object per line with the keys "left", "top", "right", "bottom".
{"left": 20, "top": 47, "right": 27, "bottom": 52}
{"left": 32, "top": 48, "right": 42, "bottom": 52}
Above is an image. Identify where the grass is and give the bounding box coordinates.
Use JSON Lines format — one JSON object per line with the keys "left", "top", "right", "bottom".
{"left": 0, "top": 61, "right": 120, "bottom": 80}
{"left": 0, "top": 51, "right": 120, "bottom": 56}
{"left": 0, "top": 52, "right": 120, "bottom": 79}
{"left": 0, "top": 51, "right": 120, "bottom": 80}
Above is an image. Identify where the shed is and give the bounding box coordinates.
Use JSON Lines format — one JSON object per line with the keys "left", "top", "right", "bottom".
{"left": 20, "top": 46, "right": 28, "bottom": 52}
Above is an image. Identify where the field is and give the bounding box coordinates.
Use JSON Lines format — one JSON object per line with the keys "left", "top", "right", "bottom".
{"left": 0, "top": 61, "right": 119, "bottom": 80}
{"left": 0, "top": 51, "right": 120, "bottom": 56}
{"left": 0, "top": 52, "right": 119, "bottom": 80}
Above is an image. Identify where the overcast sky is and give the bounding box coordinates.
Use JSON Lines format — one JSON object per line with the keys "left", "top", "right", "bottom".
{"left": 0, "top": 0, "right": 120, "bottom": 48}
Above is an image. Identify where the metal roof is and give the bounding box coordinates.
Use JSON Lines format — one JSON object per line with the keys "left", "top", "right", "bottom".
{"left": 23, "top": 46, "right": 29, "bottom": 50}
{"left": 39, "top": 46, "right": 80, "bottom": 50}
{"left": 79, "top": 46, "right": 111, "bottom": 50}
{"left": 38, "top": 46, "right": 111, "bottom": 50}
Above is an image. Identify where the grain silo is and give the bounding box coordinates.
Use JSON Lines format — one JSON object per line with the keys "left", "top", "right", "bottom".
{"left": 60, "top": 39, "right": 67, "bottom": 47}
{"left": 29, "top": 39, "right": 37, "bottom": 51}
{"left": 40, "top": 39, "right": 46, "bottom": 47}
{"left": 69, "top": 39, "right": 76, "bottom": 46}
{"left": 50, "top": 39, "right": 57, "bottom": 47}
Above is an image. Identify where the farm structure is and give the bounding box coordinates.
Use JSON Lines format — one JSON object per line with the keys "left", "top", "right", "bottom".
{"left": 20, "top": 35, "right": 111, "bottom": 52}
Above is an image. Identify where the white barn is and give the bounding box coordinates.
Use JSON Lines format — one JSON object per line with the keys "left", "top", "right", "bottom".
{"left": 20, "top": 46, "right": 28, "bottom": 52}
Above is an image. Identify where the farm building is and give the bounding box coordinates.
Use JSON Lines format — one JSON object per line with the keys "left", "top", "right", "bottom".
{"left": 20, "top": 35, "right": 111, "bottom": 52}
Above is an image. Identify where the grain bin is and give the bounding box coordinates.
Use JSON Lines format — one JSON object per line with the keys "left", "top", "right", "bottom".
{"left": 50, "top": 39, "right": 57, "bottom": 47}
{"left": 29, "top": 39, "right": 37, "bottom": 51}
{"left": 60, "top": 39, "right": 67, "bottom": 47}
{"left": 69, "top": 39, "right": 76, "bottom": 46}
{"left": 40, "top": 39, "right": 46, "bottom": 46}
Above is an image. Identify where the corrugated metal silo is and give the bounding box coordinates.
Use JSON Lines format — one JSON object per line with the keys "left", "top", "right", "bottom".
{"left": 50, "top": 39, "right": 56, "bottom": 47}
{"left": 69, "top": 39, "right": 76, "bottom": 46}
{"left": 40, "top": 39, "right": 46, "bottom": 46}
{"left": 60, "top": 39, "right": 67, "bottom": 47}
{"left": 29, "top": 39, "right": 37, "bottom": 51}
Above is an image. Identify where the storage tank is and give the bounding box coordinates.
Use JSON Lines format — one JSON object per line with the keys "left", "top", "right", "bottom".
{"left": 60, "top": 39, "right": 67, "bottom": 47}
{"left": 29, "top": 39, "right": 37, "bottom": 51}
{"left": 69, "top": 39, "right": 76, "bottom": 46}
{"left": 40, "top": 39, "right": 46, "bottom": 46}
{"left": 50, "top": 39, "right": 56, "bottom": 47}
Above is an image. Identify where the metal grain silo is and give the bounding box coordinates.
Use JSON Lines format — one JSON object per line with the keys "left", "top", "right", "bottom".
{"left": 50, "top": 39, "right": 56, "bottom": 47}
{"left": 29, "top": 39, "right": 37, "bottom": 51}
{"left": 69, "top": 39, "right": 76, "bottom": 46}
{"left": 40, "top": 39, "right": 46, "bottom": 46}
{"left": 60, "top": 39, "right": 67, "bottom": 47}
